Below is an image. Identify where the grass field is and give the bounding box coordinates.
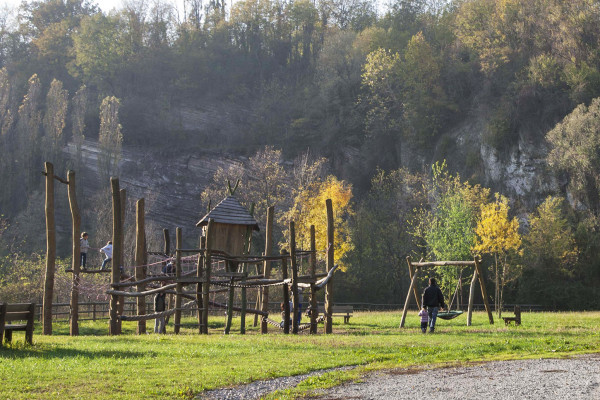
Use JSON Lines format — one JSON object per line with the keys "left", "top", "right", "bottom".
{"left": 1, "top": 311, "right": 599, "bottom": 399}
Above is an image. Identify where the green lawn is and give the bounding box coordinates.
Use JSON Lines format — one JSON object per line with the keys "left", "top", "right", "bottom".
{"left": 1, "top": 311, "right": 599, "bottom": 399}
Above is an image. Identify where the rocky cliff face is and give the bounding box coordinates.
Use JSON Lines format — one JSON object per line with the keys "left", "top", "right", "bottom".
{"left": 438, "top": 111, "right": 558, "bottom": 212}
{"left": 63, "top": 110, "right": 558, "bottom": 239}
{"left": 64, "top": 139, "right": 245, "bottom": 233}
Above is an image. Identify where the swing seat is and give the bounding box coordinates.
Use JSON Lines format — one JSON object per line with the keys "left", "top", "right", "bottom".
{"left": 437, "top": 310, "right": 463, "bottom": 320}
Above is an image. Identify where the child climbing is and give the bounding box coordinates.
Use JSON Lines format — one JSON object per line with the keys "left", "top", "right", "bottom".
{"left": 80, "top": 232, "right": 89, "bottom": 269}
{"left": 418, "top": 306, "right": 428, "bottom": 333}
{"left": 100, "top": 241, "right": 113, "bottom": 270}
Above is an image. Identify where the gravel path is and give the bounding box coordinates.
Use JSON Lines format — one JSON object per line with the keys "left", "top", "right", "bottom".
{"left": 316, "top": 354, "right": 600, "bottom": 400}
{"left": 197, "top": 355, "right": 599, "bottom": 400}
{"left": 197, "top": 367, "right": 353, "bottom": 400}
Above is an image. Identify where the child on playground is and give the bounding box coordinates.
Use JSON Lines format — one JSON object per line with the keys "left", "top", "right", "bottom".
{"left": 418, "top": 306, "right": 428, "bottom": 333}
{"left": 80, "top": 232, "right": 89, "bottom": 269}
{"left": 100, "top": 241, "right": 113, "bottom": 270}
{"left": 154, "top": 285, "right": 166, "bottom": 334}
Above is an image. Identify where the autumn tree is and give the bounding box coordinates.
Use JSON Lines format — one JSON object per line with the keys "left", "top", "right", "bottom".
{"left": 343, "top": 168, "right": 427, "bottom": 302}
{"left": 43, "top": 78, "right": 69, "bottom": 166}
{"left": 0, "top": 67, "right": 14, "bottom": 136}
{"left": 415, "top": 162, "right": 489, "bottom": 302}
{"left": 71, "top": 85, "right": 88, "bottom": 173}
{"left": 547, "top": 97, "right": 600, "bottom": 216}
{"left": 520, "top": 196, "right": 577, "bottom": 306}
{"left": 473, "top": 193, "right": 522, "bottom": 316}
{"left": 283, "top": 175, "right": 354, "bottom": 271}
{"left": 201, "top": 146, "right": 290, "bottom": 228}
{"left": 98, "top": 96, "right": 123, "bottom": 185}
{"left": 17, "top": 74, "right": 43, "bottom": 190}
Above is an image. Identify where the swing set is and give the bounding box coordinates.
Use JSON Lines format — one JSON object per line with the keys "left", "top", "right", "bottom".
{"left": 399, "top": 256, "right": 494, "bottom": 328}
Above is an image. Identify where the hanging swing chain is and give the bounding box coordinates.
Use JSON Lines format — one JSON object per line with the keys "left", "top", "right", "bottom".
{"left": 447, "top": 267, "right": 465, "bottom": 311}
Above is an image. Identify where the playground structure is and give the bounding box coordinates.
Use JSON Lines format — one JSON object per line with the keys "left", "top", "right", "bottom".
{"left": 42, "top": 163, "right": 338, "bottom": 336}
{"left": 399, "top": 256, "right": 494, "bottom": 327}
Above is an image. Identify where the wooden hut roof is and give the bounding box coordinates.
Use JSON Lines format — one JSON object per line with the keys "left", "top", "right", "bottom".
{"left": 196, "top": 196, "right": 260, "bottom": 231}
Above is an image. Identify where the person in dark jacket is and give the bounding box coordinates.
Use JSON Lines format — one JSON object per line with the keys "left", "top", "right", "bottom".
{"left": 421, "top": 277, "right": 446, "bottom": 333}
{"left": 154, "top": 289, "right": 166, "bottom": 334}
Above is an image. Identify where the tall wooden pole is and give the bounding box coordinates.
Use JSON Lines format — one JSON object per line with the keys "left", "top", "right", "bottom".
{"left": 174, "top": 227, "right": 183, "bottom": 334}
{"left": 196, "top": 236, "right": 205, "bottom": 334}
{"left": 109, "top": 178, "right": 122, "bottom": 335}
{"left": 407, "top": 258, "right": 421, "bottom": 309}
{"left": 163, "top": 228, "right": 173, "bottom": 325}
{"left": 116, "top": 189, "right": 126, "bottom": 334}
{"left": 240, "top": 203, "right": 254, "bottom": 334}
{"left": 400, "top": 258, "right": 419, "bottom": 328}
{"left": 467, "top": 262, "right": 478, "bottom": 327}
{"left": 324, "top": 199, "right": 334, "bottom": 334}
{"left": 260, "top": 206, "right": 274, "bottom": 334}
{"left": 67, "top": 170, "right": 81, "bottom": 336}
{"left": 135, "top": 198, "right": 146, "bottom": 334}
{"left": 202, "top": 221, "right": 213, "bottom": 334}
{"left": 43, "top": 162, "right": 56, "bottom": 335}
{"left": 475, "top": 257, "right": 494, "bottom": 324}
{"left": 281, "top": 250, "right": 290, "bottom": 334}
{"left": 224, "top": 260, "right": 236, "bottom": 335}
{"left": 309, "top": 225, "right": 317, "bottom": 334}
{"left": 290, "top": 221, "right": 299, "bottom": 334}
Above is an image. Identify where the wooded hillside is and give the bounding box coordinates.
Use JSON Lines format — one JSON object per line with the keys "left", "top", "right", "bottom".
{"left": 1, "top": 0, "right": 600, "bottom": 309}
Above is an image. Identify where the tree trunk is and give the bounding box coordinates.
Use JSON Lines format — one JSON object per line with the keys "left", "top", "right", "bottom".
{"left": 68, "top": 170, "right": 81, "bottom": 336}
{"left": 43, "top": 162, "right": 55, "bottom": 335}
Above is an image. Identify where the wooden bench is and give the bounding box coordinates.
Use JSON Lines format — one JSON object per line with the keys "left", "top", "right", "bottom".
{"left": 0, "top": 303, "right": 35, "bottom": 345}
{"left": 318, "top": 305, "right": 353, "bottom": 324}
{"left": 502, "top": 305, "right": 521, "bottom": 326}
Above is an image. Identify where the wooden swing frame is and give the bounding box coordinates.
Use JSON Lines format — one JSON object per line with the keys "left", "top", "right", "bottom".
{"left": 399, "top": 256, "right": 494, "bottom": 327}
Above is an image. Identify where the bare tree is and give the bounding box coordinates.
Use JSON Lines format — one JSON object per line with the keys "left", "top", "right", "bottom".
{"left": 43, "top": 78, "right": 69, "bottom": 167}
{"left": 98, "top": 96, "right": 123, "bottom": 185}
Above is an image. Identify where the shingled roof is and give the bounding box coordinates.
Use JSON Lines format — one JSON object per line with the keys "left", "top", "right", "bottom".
{"left": 196, "top": 196, "right": 260, "bottom": 231}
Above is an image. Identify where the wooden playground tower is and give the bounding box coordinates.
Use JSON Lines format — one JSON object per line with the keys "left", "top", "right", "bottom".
{"left": 42, "top": 163, "right": 338, "bottom": 336}
{"left": 399, "top": 256, "right": 494, "bottom": 327}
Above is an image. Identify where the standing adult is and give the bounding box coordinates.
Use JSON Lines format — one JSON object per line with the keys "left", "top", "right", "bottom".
{"left": 154, "top": 288, "right": 166, "bottom": 334}
{"left": 421, "top": 277, "right": 446, "bottom": 333}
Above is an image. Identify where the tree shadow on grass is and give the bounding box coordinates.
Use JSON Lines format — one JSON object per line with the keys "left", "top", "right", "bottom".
{"left": 0, "top": 342, "right": 153, "bottom": 360}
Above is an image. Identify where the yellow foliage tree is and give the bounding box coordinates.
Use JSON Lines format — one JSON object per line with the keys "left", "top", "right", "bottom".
{"left": 283, "top": 175, "right": 354, "bottom": 271}
{"left": 473, "top": 193, "right": 521, "bottom": 316}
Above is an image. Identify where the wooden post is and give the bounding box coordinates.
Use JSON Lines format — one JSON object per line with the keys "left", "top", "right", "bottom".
{"left": 202, "top": 220, "right": 213, "bottom": 334}
{"left": 260, "top": 206, "right": 274, "bottom": 334}
{"left": 196, "top": 236, "right": 205, "bottom": 334}
{"left": 474, "top": 257, "right": 494, "bottom": 324}
{"left": 43, "top": 162, "right": 56, "bottom": 335}
{"left": 281, "top": 250, "right": 290, "bottom": 334}
{"left": 135, "top": 198, "right": 146, "bottom": 334}
{"left": 290, "top": 221, "right": 299, "bottom": 334}
{"left": 400, "top": 260, "right": 419, "bottom": 328}
{"left": 116, "top": 189, "right": 126, "bottom": 334}
{"left": 407, "top": 258, "right": 421, "bottom": 309}
{"left": 163, "top": 228, "right": 173, "bottom": 325}
{"left": 467, "top": 262, "right": 478, "bottom": 326}
{"left": 224, "top": 261, "right": 235, "bottom": 335}
{"left": 174, "top": 227, "right": 183, "bottom": 334}
{"left": 240, "top": 203, "right": 254, "bottom": 334}
{"left": 309, "top": 225, "right": 317, "bottom": 334}
{"left": 109, "top": 178, "right": 122, "bottom": 335}
{"left": 67, "top": 170, "right": 81, "bottom": 336}
{"left": 324, "top": 199, "right": 334, "bottom": 334}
